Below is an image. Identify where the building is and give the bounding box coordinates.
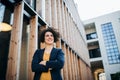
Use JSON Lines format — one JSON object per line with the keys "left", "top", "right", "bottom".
{"left": 84, "top": 11, "right": 120, "bottom": 80}
{"left": 0, "top": 0, "right": 93, "bottom": 80}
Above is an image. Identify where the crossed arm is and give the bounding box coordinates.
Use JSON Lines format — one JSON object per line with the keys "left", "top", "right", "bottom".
{"left": 32, "top": 49, "right": 65, "bottom": 73}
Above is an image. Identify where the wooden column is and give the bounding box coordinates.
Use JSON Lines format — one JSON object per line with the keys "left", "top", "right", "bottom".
{"left": 56, "top": 38, "right": 61, "bottom": 48}
{"left": 80, "top": 60, "right": 86, "bottom": 80}
{"left": 51, "top": 0, "right": 58, "bottom": 29}
{"left": 56, "top": 0, "right": 62, "bottom": 35}
{"left": 72, "top": 53, "right": 77, "bottom": 80}
{"left": 78, "top": 58, "right": 82, "bottom": 80}
{"left": 36, "top": 0, "right": 45, "bottom": 20}
{"left": 63, "top": 5, "right": 67, "bottom": 41}
{"left": 6, "top": 2, "right": 24, "bottom": 80}
{"left": 59, "top": 0, "right": 64, "bottom": 38}
{"left": 56, "top": 39, "right": 63, "bottom": 78}
{"left": 66, "top": 47, "right": 70, "bottom": 80}
{"left": 65, "top": 10, "right": 69, "bottom": 42}
{"left": 70, "top": 50, "right": 74, "bottom": 80}
{"left": 67, "top": 14, "right": 71, "bottom": 45}
{"left": 62, "top": 43, "right": 68, "bottom": 80}
{"left": 60, "top": 0, "right": 66, "bottom": 39}
{"left": 68, "top": 47, "right": 72, "bottom": 80}
{"left": 73, "top": 22, "right": 76, "bottom": 50}
{"left": 28, "top": 15, "right": 38, "bottom": 80}
{"left": 76, "top": 57, "right": 81, "bottom": 80}
{"left": 75, "top": 54, "right": 79, "bottom": 80}
{"left": 40, "top": 25, "right": 47, "bottom": 49}
{"left": 45, "top": 0, "right": 52, "bottom": 26}
{"left": 70, "top": 18, "right": 73, "bottom": 47}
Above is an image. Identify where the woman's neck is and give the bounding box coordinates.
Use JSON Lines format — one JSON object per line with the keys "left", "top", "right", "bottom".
{"left": 45, "top": 44, "right": 53, "bottom": 53}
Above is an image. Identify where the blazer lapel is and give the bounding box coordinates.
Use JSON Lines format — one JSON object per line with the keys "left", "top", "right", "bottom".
{"left": 50, "top": 48, "right": 57, "bottom": 60}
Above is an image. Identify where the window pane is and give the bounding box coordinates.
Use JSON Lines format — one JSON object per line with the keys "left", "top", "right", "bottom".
{"left": 101, "top": 22, "right": 120, "bottom": 64}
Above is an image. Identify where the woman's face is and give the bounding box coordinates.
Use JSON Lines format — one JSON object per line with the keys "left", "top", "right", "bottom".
{"left": 44, "top": 31, "right": 54, "bottom": 45}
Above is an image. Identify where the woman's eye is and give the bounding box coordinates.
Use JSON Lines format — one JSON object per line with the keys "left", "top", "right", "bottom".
{"left": 50, "top": 35, "right": 53, "bottom": 37}
{"left": 45, "top": 35, "right": 48, "bottom": 37}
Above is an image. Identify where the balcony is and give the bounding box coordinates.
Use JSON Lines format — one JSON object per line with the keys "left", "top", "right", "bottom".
{"left": 86, "top": 32, "right": 97, "bottom": 40}
{"left": 89, "top": 48, "right": 101, "bottom": 58}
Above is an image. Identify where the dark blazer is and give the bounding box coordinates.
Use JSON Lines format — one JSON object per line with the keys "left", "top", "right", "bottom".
{"left": 32, "top": 47, "right": 65, "bottom": 80}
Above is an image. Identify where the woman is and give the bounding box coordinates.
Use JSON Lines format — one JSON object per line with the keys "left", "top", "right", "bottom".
{"left": 32, "top": 27, "right": 65, "bottom": 80}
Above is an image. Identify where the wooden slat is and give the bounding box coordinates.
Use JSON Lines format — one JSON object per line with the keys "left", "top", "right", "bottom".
{"left": 56, "top": 0, "right": 62, "bottom": 35}
{"left": 39, "top": 25, "right": 47, "bottom": 49}
{"left": 45, "top": 0, "right": 52, "bottom": 26}
{"left": 62, "top": 43, "right": 68, "bottom": 80}
{"left": 6, "top": 2, "right": 24, "bottom": 80}
{"left": 68, "top": 48, "right": 73, "bottom": 80}
{"left": 51, "top": 0, "right": 58, "bottom": 29}
{"left": 28, "top": 15, "right": 38, "bottom": 80}
{"left": 36, "top": 0, "right": 45, "bottom": 20}
{"left": 70, "top": 50, "right": 74, "bottom": 80}
{"left": 60, "top": 0, "right": 65, "bottom": 39}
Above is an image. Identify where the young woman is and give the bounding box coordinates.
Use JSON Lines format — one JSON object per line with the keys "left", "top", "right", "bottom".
{"left": 32, "top": 27, "right": 65, "bottom": 80}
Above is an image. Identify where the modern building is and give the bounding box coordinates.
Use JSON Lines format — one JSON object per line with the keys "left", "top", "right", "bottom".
{"left": 0, "top": 0, "right": 93, "bottom": 80}
{"left": 84, "top": 11, "right": 120, "bottom": 80}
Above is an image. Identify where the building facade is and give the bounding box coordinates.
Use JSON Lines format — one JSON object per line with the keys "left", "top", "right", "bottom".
{"left": 0, "top": 0, "right": 93, "bottom": 80}
{"left": 84, "top": 11, "right": 120, "bottom": 80}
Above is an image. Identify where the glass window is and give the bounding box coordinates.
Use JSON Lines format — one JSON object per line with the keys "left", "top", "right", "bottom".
{"left": 89, "top": 48, "right": 101, "bottom": 58}
{"left": 101, "top": 22, "right": 120, "bottom": 64}
{"left": 86, "top": 32, "right": 97, "bottom": 40}
{"left": 0, "top": 3, "right": 5, "bottom": 22}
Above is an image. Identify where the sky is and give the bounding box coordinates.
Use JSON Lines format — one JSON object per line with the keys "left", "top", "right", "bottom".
{"left": 74, "top": 0, "right": 120, "bottom": 21}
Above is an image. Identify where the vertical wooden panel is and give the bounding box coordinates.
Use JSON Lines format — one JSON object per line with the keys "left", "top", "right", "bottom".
{"left": 51, "top": 0, "right": 58, "bottom": 29}
{"left": 78, "top": 58, "right": 82, "bottom": 80}
{"left": 73, "top": 54, "right": 76, "bottom": 80}
{"left": 36, "top": 0, "right": 42, "bottom": 16}
{"left": 63, "top": 5, "right": 67, "bottom": 41}
{"left": 59, "top": 0, "right": 64, "bottom": 38}
{"left": 62, "top": 43, "right": 69, "bottom": 80}
{"left": 66, "top": 11, "right": 72, "bottom": 44}
{"left": 28, "top": 15, "right": 38, "bottom": 80}
{"left": 45, "top": 0, "right": 52, "bottom": 26}
{"left": 68, "top": 47, "right": 72, "bottom": 80}
{"left": 80, "top": 60, "right": 88, "bottom": 80}
{"left": 75, "top": 54, "right": 79, "bottom": 80}
{"left": 66, "top": 47, "right": 70, "bottom": 80}
{"left": 61, "top": 43, "right": 64, "bottom": 78}
{"left": 70, "top": 50, "right": 74, "bottom": 80}
{"left": 73, "top": 53, "right": 77, "bottom": 80}
{"left": 56, "top": 0, "right": 62, "bottom": 35}
{"left": 76, "top": 57, "right": 80, "bottom": 80}
{"left": 63, "top": 4, "right": 67, "bottom": 40}
{"left": 69, "top": 15, "right": 73, "bottom": 49}
{"left": 39, "top": 25, "right": 47, "bottom": 49}
{"left": 36, "top": 0, "right": 45, "bottom": 20}
{"left": 68, "top": 14, "right": 73, "bottom": 45}
{"left": 6, "top": 2, "right": 24, "bottom": 80}
{"left": 80, "top": 60, "right": 84, "bottom": 80}
{"left": 60, "top": 0, "right": 66, "bottom": 39}
{"left": 56, "top": 38, "right": 61, "bottom": 48}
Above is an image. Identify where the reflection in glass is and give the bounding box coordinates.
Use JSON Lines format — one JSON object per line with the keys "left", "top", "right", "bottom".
{"left": 101, "top": 22, "right": 120, "bottom": 64}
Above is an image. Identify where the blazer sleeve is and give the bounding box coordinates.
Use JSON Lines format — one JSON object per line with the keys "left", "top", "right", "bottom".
{"left": 31, "top": 49, "right": 48, "bottom": 72}
{"left": 46, "top": 49, "right": 65, "bottom": 70}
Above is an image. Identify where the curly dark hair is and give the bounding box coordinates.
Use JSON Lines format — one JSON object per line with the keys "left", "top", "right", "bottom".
{"left": 39, "top": 27, "right": 60, "bottom": 43}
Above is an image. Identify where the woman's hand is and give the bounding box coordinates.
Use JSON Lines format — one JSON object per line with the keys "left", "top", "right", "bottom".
{"left": 39, "top": 61, "right": 46, "bottom": 66}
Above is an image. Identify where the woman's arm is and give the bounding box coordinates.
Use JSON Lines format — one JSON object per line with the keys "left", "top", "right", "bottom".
{"left": 46, "top": 49, "right": 65, "bottom": 70}
{"left": 31, "top": 50, "right": 48, "bottom": 72}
